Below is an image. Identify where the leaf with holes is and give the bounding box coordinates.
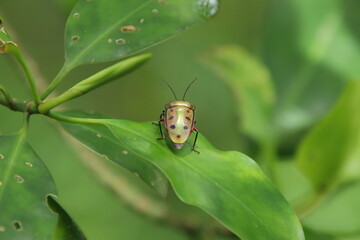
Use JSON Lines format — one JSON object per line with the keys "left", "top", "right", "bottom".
{"left": 63, "top": 0, "right": 219, "bottom": 71}
{"left": 0, "top": 134, "right": 57, "bottom": 239}
{"left": 60, "top": 111, "right": 169, "bottom": 197}
{"left": 59, "top": 111, "right": 304, "bottom": 240}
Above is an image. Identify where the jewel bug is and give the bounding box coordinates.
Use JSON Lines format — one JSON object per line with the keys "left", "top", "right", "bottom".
{"left": 155, "top": 78, "right": 200, "bottom": 153}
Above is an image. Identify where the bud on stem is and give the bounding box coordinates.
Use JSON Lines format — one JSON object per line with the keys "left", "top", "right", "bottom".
{"left": 38, "top": 53, "right": 152, "bottom": 113}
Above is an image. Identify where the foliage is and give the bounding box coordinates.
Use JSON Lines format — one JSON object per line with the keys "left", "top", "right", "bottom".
{"left": 1, "top": 0, "right": 359, "bottom": 239}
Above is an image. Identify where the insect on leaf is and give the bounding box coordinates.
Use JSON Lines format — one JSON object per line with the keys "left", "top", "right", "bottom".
{"left": 58, "top": 111, "right": 305, "bottom": 240}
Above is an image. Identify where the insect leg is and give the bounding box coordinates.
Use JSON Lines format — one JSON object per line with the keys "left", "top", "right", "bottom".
{"left": 191, "top": 128, "right": 200, "bottom": 154}
{"left": 156, "top": 110, "right": 165, "bottom": 140}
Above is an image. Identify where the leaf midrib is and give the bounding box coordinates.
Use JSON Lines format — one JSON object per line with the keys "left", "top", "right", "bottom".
{"left": 103, "top": 120, "right": 273, "bottom": 238}
{"left": 0, "top": 133, "right": 25, "bottom": 203}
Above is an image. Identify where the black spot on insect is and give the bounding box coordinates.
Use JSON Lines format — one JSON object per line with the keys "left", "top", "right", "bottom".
{"left": 170, "top": 109, "right": 174, "bottom": 112}
{"left": 183, "top": 126, "right": 189, "bottom": 130}
{"left": 176, "top": 135, "right": 181, "bottom": 138}
{"left": 187, "top": 110, "right": 190, "bottom": 113}
{"left": 169, "top": 116, "right": 174, "bottom": 120}
{"left": 186, "top": 117, "right": 191, "bottom": 121}
{"left": 170, "top": 125, "right": 176, "bottom": 129}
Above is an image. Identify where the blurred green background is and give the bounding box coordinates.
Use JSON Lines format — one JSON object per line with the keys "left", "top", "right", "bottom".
{"left": 1, "top": 0, "right": 360, "bottom": 239}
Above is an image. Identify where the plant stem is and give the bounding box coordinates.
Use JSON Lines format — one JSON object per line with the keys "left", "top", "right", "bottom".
{"left": 295, "top": 188, "right": 328, "bottom": 220}
{"left": 41, "top": 64, "right": 69, "bottom": 100}
{"left": 39, "top": 53, "right": 152, "bottom": 113}
{"left": 0, "top": 84, "right": 12, "bottom": 108}
{"left": 0, "top": 94, "right": 37, "bottom": 113}
{"left": 12, "top": 53, "right": 41, "bottom": 104}
{"left": 46, "top": 111, "right": 102, "bottom": 125}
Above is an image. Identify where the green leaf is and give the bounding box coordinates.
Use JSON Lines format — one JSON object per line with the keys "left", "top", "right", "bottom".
{"left": 302, "top": 182, "right": 360, "bottom": 236}
{"left": 64, "top": 0, "right": 219, "bottom": 70}
{"left": 58, "top": 111, "right": 304, "bottom": 240}
{"left": 59, "top": 111, "right": 169, "bottom": 197}
{"left": 304, "top": 228, "right": 336, "bottom": 240}
{"left": 263, "top": 0, "right": 358, "bottom": 135}
{"left": 296, "top": 80, "right": 360, "bottom": 191}
{"left": 292, "top": 0, "right": 360, "bottom": 79}
{"left": 201, "top": 44, "right": 275, "bottom": 143}
{"left": 48, "top": 196, "right": 86, "bottom": 240}
{"left": 0, "top": 134, "right": 57, "bottom": 239}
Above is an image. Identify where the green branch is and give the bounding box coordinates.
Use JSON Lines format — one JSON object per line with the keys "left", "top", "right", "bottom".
{"left": 41, "top": 65, "right": 69, "bottom": 100}
{"left": 38, "top": 53, "right": 152, "bottom": 113}
{"left": 46, "top": 112, "right": 102, "bottom": 125}
{"left": 13, "top": 52, "right": 41, "bottom": 104}
{"left": 0, "top": 84, "right": 12, "bottom": 108}
{"left": 0, "top": 94, "right": 38, "bottom": 114}
{"left": 1, "top": 27, "right": 41, "bottom": 104}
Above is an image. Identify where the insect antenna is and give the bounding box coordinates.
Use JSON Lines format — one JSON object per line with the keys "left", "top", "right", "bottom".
{"left": 162, "top": 79, "right": 178, "bottom": 100}
{"left": 182, "top": 77, "right": 198, "bottom": 100}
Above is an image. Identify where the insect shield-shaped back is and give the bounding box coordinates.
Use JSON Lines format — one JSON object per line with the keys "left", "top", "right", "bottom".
{"left": 164, "top": 101, "right": 196, "bottom": 149}
{"left": 156, "top": 78, "right": 199, "bottom": 153}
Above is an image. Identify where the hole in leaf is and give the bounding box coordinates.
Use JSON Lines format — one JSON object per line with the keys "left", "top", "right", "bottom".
{"left": 115, "top": 38, "right": 126, "bottom": 45}
{"left": 71, "top": 36, "right": 80, "bottom": 42}
{"left": 122, "top": 150, "right": 128, "bottom": 155}
{"left": 25, "top": 162, "right": 33, "bottom": 167}
{"left": 13, "top": 175, "right": 24, "bottom": 183}
{"left": 13, "top": 221, "right": 22, "bottom": 231}
{"left": 120, "top": 25, "right": 136, "bottom": 33}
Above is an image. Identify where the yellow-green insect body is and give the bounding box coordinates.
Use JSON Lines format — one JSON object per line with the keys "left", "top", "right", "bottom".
{"left": 164, "top": 100, "right": 196, "bottom": 149}
{"left": 156, "top": 79, "right": 199, "bottom": 153}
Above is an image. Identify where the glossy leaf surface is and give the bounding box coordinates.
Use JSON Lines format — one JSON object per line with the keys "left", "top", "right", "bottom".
{"left": 60, "top": 112, "right": 169, "bottom": 197}
{"left": 0, "top": 134, "right": 57, "bottom": 239}
{"left": 59, "top": 111, "right": 304, "bottom": 240}
{"left": 296, "top": 80, "right": 360, "bottom": 190}
{"left": 64, "top": 0, "right": 219, "bottom": 70}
